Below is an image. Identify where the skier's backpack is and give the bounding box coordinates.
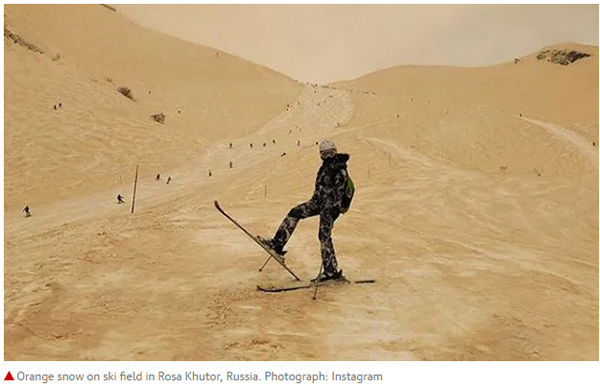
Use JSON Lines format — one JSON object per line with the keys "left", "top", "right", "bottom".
{"left": 341, "top": 172, "right": 355, "bottom": 214}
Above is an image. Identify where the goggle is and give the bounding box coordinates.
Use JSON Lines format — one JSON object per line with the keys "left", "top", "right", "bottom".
{"left": 320, "top": 149, "right": 336, "bottom": 159}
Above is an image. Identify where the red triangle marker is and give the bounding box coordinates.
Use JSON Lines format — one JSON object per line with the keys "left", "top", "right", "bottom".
{"left": 5, "top": 371, "right": 14, "bottom": 380}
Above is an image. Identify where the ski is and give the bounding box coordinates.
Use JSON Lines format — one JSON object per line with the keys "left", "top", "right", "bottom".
{"left": 257, "top": 279, "right": 376, "bottom": 293}
{"left": 214, "top": 200, "right": 301, "bottom": 281}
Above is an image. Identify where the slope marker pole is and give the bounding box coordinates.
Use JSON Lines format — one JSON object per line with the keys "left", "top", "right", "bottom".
{"left": 131, "top": 165, "right": 139, "bottom": 214}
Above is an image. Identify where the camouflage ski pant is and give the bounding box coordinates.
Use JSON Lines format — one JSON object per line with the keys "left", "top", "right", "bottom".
{"left": 273, "top": 200, "right": 340, "bottom": 275}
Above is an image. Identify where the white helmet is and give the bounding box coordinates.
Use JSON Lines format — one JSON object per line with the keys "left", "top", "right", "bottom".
{"left": 319, "top": 139, "right": 337, "bottom": 155}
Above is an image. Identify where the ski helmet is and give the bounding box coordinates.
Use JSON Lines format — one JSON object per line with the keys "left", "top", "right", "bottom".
{"left": 319, "top": 140, "right": 337, "bottom": 158}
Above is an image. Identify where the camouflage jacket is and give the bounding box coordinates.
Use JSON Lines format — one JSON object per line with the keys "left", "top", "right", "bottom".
{"left": 311, "top": 153, "right": 350, "bottom": 211}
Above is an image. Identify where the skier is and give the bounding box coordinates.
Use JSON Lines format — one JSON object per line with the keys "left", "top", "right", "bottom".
{"left": 166, "top": 176, "right": 171, "bottom": 184}
{"left": 155, "top": 174, "right": 161, "bottom": 181}
{"left": 23, "top": 205, "right": 31, "bottom": 217}
{"left": 259, "top": 140, "right": 348, "bottom": 282}
{"left": 117, "top": 194, "right": 125, "bottom": 204}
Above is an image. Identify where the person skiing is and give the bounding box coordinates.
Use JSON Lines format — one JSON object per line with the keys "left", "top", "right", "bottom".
{"left": 117, "top": 194, "right": 125, "bottom": 204}
{"left": 23, "top": 205, "right": 31, "bottom": 217}
{"left": 259, "top": 139, "right": 349, "bottom": 282}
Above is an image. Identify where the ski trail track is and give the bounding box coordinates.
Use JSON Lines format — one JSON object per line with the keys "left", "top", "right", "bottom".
{"left": 519, "top": 116, "right": 598, "bottom": 170}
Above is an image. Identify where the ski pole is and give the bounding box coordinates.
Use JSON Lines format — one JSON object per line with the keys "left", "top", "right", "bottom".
{"left": 258, "top": 255, "right": 271, "bottom": 272}
{"left": 312, "top": 262, "right": 324, "bottom": 300}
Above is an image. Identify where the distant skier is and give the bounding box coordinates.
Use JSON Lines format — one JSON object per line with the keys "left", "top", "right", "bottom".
{"left": 23, "top": 205, "right": 31, "bottom": 217}
{"left": 166, "top": 176, "right": 171, "bottom": 184}
{"left": 259, "top": 140, "right": 349, "bottom": 282}
{"left": 155, "top": 174, "right": 161, "bottom": 181}
{"left": 117, "top": 194, "right": 125, "bottom": 204}
{"left": 208, "top": 169, "right": 212, "bottom": 177}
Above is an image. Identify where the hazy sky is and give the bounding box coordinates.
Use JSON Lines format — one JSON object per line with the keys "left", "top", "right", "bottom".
{"left": 118, "top": 4, "right": 599, "bottom": 83}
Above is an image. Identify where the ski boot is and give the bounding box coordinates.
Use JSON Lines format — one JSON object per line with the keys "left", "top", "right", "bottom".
{"left": 257, "top": 236, "right": 287, "bottom": 261}
{"left": 311, "top": 269, "right": 345, "bottom": 283}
